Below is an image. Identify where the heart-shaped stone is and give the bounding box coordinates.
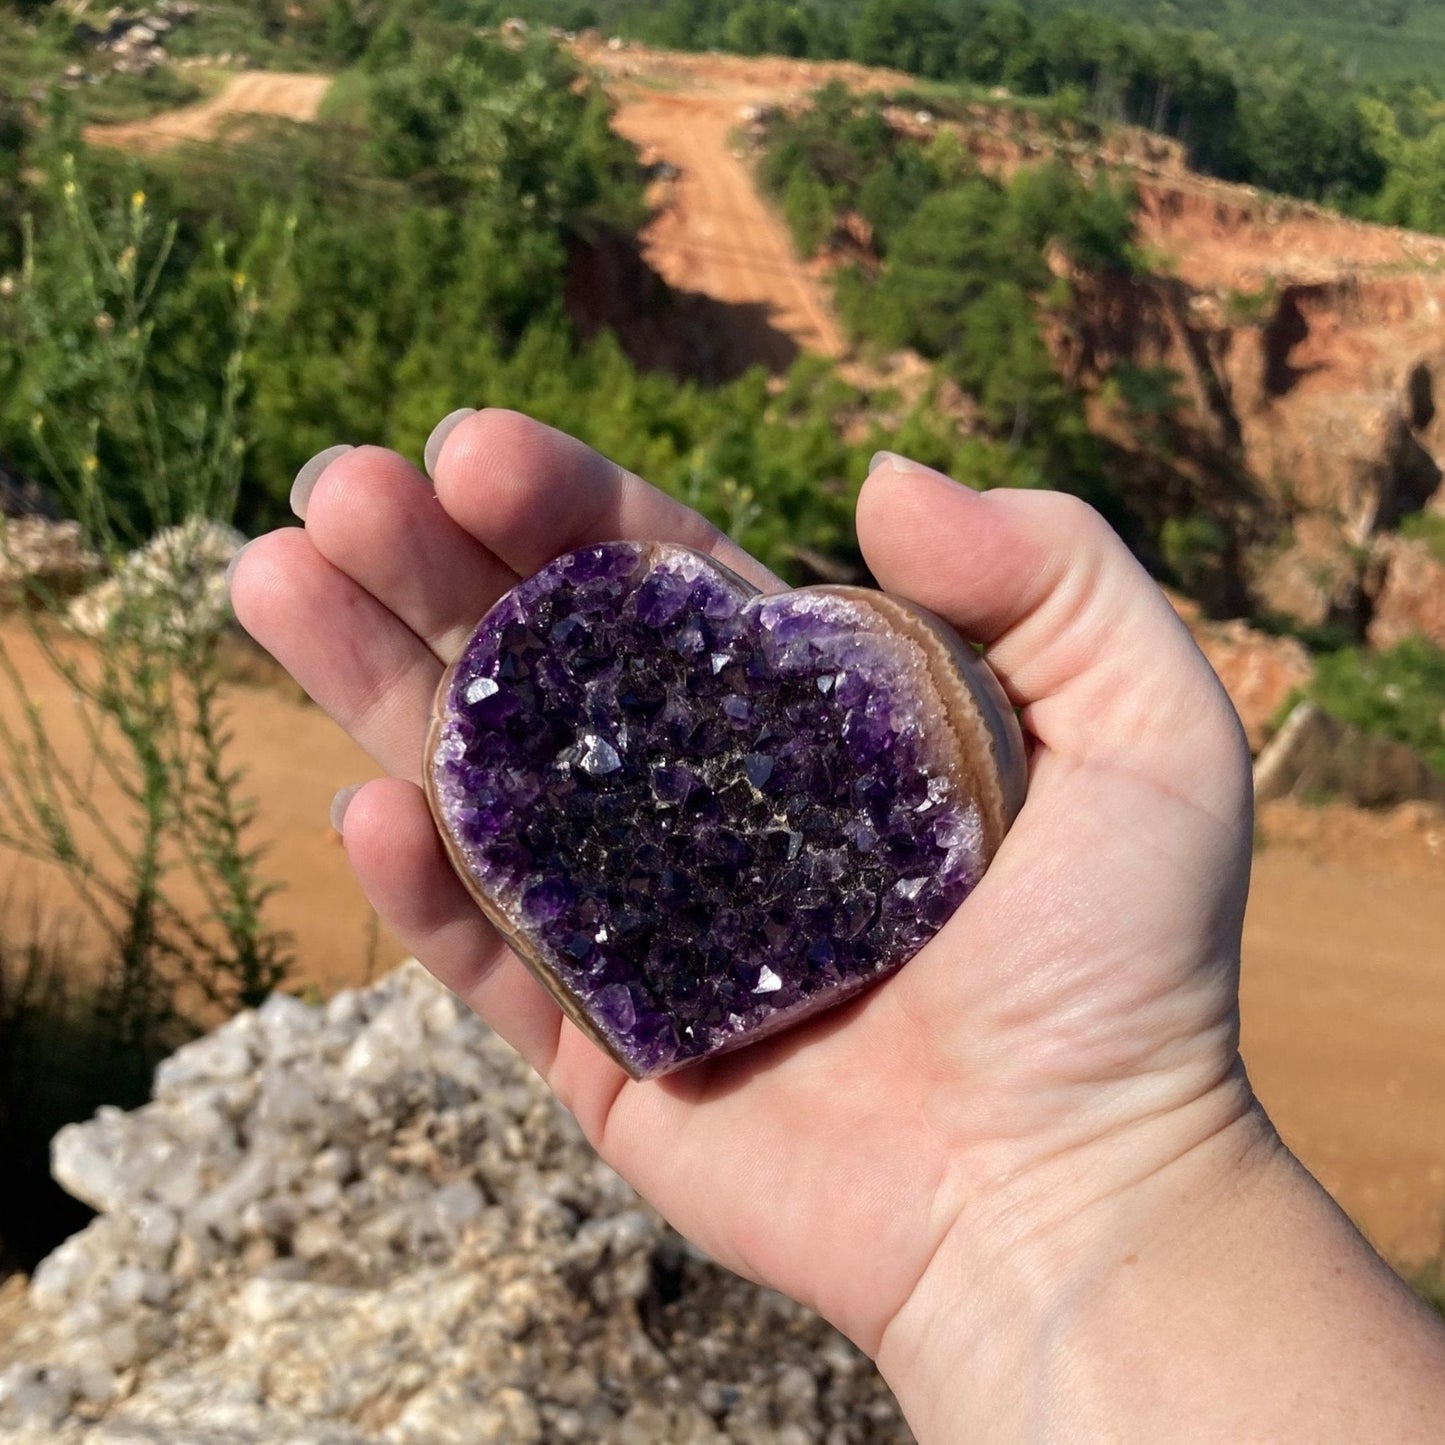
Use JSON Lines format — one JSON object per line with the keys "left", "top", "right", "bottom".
{"left": 425, "top": 541, "right": 1025, "bottom": 1079}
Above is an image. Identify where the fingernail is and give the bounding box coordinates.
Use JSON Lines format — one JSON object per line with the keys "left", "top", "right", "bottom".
{"left": 290, "top": 444, "right": 354, "bottom": 521}
{"left": 330, "top": 783, "right": 363, "bottom": 836}
{"left": 224, "top": 538, "right": 252, "bottom": 596}
{"left": 424, "top": 408, "right": 477, "bottom": 478}
{"left": 868, "top": 451, "right": 973, "bottom": 490}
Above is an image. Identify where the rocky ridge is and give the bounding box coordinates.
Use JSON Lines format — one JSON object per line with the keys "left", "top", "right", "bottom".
{"left": 0, "top": 963, "right": 910, "bottom": 1444}
{"left": 839, "top": 77, "right": 1445, "bottom": 636}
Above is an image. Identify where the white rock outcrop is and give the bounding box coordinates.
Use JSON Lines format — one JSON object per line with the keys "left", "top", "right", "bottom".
{"left": 0, "top": 964, "right": 909, "bottom": 1444}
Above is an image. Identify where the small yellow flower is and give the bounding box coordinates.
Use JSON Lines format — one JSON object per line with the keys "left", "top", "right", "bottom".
{"left": 231, "top": 270, "right": 248, "bottom": 292}
{"left": 63, "top": 180, "right": 76, "bottom": 200}
{"left": 84, "top": 455, "right": 99, "bottom": 475}
{"left": 131, "top": 190, "right": 146, "bottom": 211}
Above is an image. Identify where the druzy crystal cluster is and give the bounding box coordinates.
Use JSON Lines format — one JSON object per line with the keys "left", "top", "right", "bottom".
{"left": 428, "top": 542, "right": 993, "bottom": 1078}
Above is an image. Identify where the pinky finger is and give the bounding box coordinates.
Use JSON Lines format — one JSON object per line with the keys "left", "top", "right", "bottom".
{"left": 339, "top": 777, "right": 565, "bottom": 1075}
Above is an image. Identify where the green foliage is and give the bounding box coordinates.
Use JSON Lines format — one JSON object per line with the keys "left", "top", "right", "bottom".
{"left": 1414, "top": 1246, "right": 1445, "bottom": 1321}
{"left": 1160, "top": 510, "right": 1229, "bottom": 596}
{"left": 1, "top": 43, "right": 932, "bottom": 576}
{"left": 1237, "top": 72, "right": 1385, "bottom": 201}
{"left": 21, "top": 0, "right": 1445, "bottom": 224}
{"left": 758, "top": 83, "right": 901, "bottom": 240}
{"left": 0, "top": 86, "right": 28, "bottom": 274}
{"left": 1103, "top": 361, "right": 1186, "bottom": 429}
{"left": 763, "top": 95, "right": 1131, "bottom": 506}
{"left": 850, "top": 0, "right": 980, "bottom": 77}
{"left": 1399, "top": 509, "right": 1445, "bottom": 562}
{"left": 1221, "top": 279, "right": 1282, "bottom": 324}
{"left": 161, "top": 0, "right": 377, "bottom": 66}
{"left": 1362, "top": 98, "right": 1445, "bottom": 233}
{"left": 74, "top": 65, "right": 204, "bottom": 129}
{"left": 781, "top": 167, "right": 834, "bottom": 255}
{"left": 1309, "top": 636, "right": 1445, "bottom": 776}
{"left": 482, "top": 0, "right": 1445, "bottom": 230}
{"left": 0, "top": 4, "right": 79, "bottom": 100}
{"left": 362, "top": 34, "right": 647, "bottom": 233}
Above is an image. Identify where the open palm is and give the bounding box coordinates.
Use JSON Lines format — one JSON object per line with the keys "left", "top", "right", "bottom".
{"left": 231, "top": 411, "right": 1256, "bottom": 1369}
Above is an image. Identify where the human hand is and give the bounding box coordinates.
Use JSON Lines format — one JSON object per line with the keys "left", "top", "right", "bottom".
{"left": 234, "top": 414, "right": 1439, "bottom": 1439}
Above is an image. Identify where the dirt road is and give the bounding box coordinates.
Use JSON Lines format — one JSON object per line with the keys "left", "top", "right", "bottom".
{"left": 1243, "top": 804, "right": 1445, "bottom": 1263}
{"left": 608, "top": 90, "right": 845, "bottom": 360}
{"left": 84, "top": 72, "right": 332, "bottom": 154}
{"left": 574, "top": 44, "right": 906, "bottom": 362}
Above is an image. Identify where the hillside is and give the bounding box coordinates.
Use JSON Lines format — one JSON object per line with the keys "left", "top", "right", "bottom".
{"left": 511, "top": 0, "right": 1445, "bottom": 80}
{"left": 1026, "top": 0, "right": 1445, "bottom": 79}
{"left": 575, "top": 38, "right": 1445, "bottom": 656}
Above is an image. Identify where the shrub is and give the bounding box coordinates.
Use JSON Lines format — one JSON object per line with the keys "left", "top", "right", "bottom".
{"left": 1399, "top": 510, "right": 1445, "bottom": 565}
{"left": 781, "top": 168, "right": 834, "bottom": 256}
{"left": 1309, "top": 636, "right": 1445, "bottom": 778}
{"left": 1160, "top": 510, "right": 1230, "bottom": 596}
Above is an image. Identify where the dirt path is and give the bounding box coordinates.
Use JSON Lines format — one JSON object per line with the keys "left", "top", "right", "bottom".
{"left": 573, "top": 43, "right": 907, "bottom": 363}
{"left": 606, "top": 89, "right": 845, "bottom": 360}
{"left": 84, "top": 72, "right": 332, "bottom": 154}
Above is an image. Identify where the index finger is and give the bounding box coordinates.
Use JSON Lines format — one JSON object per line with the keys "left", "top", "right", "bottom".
{"left": 429, "top": 409, "right": 783, "bottom": 594}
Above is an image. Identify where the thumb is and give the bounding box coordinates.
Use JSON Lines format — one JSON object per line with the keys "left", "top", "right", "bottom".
{"left": 856, "top": 456, "right": 1249, "bottom": 797}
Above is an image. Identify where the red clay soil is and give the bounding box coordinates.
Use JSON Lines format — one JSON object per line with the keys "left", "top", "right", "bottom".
{"left": 1244, "top": 803, "right": 1445, "bottom": 1264}
{"left": 1132, "top": 178, "right": 1445, "bottom": 293}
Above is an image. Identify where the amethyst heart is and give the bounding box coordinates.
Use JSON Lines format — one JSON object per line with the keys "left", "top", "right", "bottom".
{"left": 425, "top": 542, "right": 1025, "bottom": 1079}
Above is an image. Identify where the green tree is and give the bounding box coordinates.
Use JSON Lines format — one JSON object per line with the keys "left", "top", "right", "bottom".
{"left": 850, "top": 0, "right": 963, "bottom": 78}
{"left": 782, "top": 168, "right": 834, "bottom": 255}
{"left": 873, "top": 180, "right": 1024, "bottom": 355}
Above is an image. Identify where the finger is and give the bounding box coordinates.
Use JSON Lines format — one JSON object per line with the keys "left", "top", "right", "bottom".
{"left": 340, "top": 777, "right": 567, "bottom": 1073}
{"left": 429, "top": 408, "right": 781, "bottom": 592}
{"left": 230, "top": 528, "right": 441, "bottom": 781}
{"left": 301, "top": 445, "right": 519, "bottom": 661}
{"left": 857, "top": 459, "right": 1248, "bottom": 784}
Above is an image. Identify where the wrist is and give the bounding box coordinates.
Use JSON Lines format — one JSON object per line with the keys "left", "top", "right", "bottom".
{"left": 877, "top": 1066, "right": 1273, "bottom": 1441}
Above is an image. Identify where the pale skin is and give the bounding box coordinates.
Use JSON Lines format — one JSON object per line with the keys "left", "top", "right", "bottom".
{"left": 231, "top": 410, "right": 1445, "bottom": 1441}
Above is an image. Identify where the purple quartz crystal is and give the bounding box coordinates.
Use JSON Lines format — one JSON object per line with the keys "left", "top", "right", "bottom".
{"left": 427, "top": 542, "right": 1021, "bottom": 1079}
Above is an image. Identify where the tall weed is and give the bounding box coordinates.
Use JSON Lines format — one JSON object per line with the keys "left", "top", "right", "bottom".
{"left": 0, "top": 157, "right": 293, "bottom": 1059}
